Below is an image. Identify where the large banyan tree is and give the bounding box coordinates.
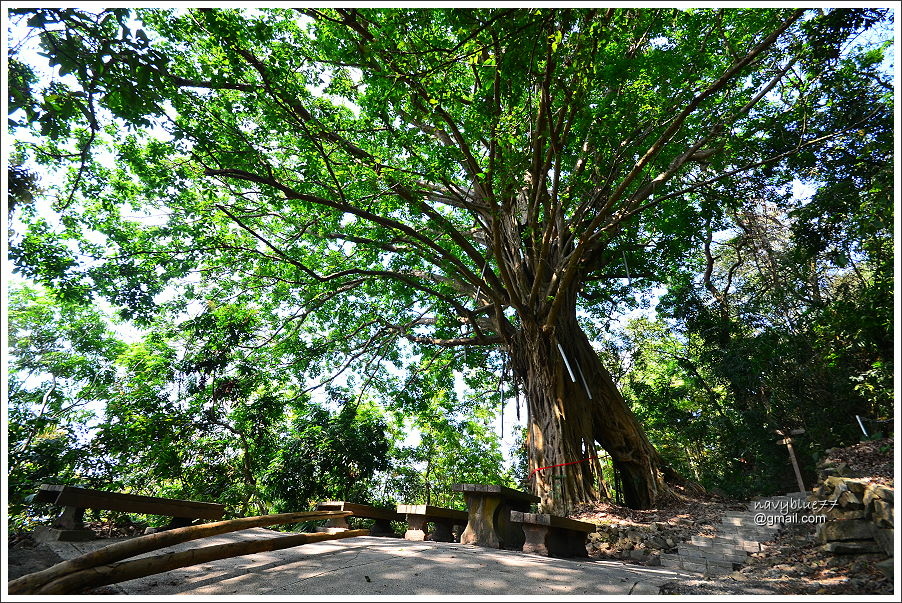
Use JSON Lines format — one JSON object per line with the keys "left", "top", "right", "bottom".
{"left": 9, "top": 8, "right": 892, "bottom": 509}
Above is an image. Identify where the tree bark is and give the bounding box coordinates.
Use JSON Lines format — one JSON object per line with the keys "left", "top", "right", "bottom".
{"left": 508, "top": 289, "right": 681, "bottom": 512}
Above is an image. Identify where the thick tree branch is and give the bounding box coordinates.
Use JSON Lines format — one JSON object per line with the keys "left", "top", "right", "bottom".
{"left": 206, "top": 170, "right": 497, "bottom": 303}
{"left": 543, "top": 10, "right": 805, "bottom": 328}
{"left": 397, "top": 332, "right": 502, "bottom": 348}
{"left": 615, "top": 114, "right": 881, "bottom": 224}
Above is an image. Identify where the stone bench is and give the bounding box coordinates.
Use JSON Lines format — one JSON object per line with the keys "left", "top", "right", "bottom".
{"left": 34, "top": 484, "right": 225, "bottom": 540}
{"left": 314, "top": 501, "right": 403, "bottom": 537}
{"left": 452, "top": 484, "right": 540, "bottom": 550}
{"left": 396, "top": 504, "right": 468, "bottom": 542}
{"left": 510, "top": 511, "right": 595, "bottom": 557}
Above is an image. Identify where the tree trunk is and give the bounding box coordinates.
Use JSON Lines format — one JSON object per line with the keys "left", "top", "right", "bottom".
{"left": 508, "top": 294, "right": 677, "bottom": 512}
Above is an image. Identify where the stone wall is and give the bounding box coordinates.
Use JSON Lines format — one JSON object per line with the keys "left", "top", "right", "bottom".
{"left": 810, "top": 463, "right": 894, "bottom": 563}
{"left": 586, "top": 519, "right": 695, "bottom": 564}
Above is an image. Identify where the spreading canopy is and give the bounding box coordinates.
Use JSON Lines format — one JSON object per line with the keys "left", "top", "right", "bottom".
{"left": 9, "top": 7, "right": 893, "bottom": 508}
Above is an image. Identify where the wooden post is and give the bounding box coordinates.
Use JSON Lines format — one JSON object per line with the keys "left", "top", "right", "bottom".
{"left": 784, "top": 439, "right": 806, "bottom": 494}
{"left": 776, "top": 429, "right": 807, "bottom": 493}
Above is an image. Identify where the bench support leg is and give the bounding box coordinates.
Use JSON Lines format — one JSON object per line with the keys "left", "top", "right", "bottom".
{"left": 461, "top": 495, "right": 528, "bottom": 549}
{"left": 520, "top": 524, "right": 589, "bottom": 557}
{"left": 429, "top": 520, "right": 454, "bottom": 542}
{"left": 496, "top": 502, "right": 527, "bottom": 550}
{"left": 53, "top": 506, "right": 85, "bottom": 530}
{"left": 316, "top": 515, "right": 350, "bottom": 534}
{"left": 404, "top": 517, "right": 458, "bottom": 542}
{"left": 521, "top": 524, "right": 551, "bottom": 556}
{"left": 404, "top": 515, "right": 428, "bottom": 541}
{"left": 452, "top": 523, "right": 465, "bottom": 542}
{"left": 326, "top": 516, "right": 350, "bottom": 529}
{"left": 460, "top": 494, "right": 502, "bottom": 548}
{"left": 567, "top": 531, "right": 589, "bottom": 557}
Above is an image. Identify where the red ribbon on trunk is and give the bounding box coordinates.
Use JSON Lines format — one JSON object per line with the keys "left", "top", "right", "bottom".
{"left": 528, "top": 456, "right": 599, "bottom": 479}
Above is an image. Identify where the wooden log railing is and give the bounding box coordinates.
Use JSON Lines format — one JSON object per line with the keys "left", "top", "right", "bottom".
{"left": 9, "top": 510, "right": 361, "bottom": 595}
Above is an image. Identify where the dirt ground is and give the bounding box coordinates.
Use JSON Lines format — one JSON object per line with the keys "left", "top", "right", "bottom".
{"left": 662, "top": 438, "right": 894, "bottom": 595}
{"left": 659, "top": 519, "right": 892, "bottom": 595}
{"left": 8, "top": 522, "right": 148, "bottom": 595}
{"left": 8, "top": 533, "right": 66, "bottom": 582}
{"left": 572, "top": 438, "right": 895, "bottom": 595}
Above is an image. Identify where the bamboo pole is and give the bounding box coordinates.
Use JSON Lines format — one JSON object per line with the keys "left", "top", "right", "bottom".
{"left": 35, "top": 529, "right": 371, "bottom": 595}
{"left": 8, "top": 510, "right": 351, "bottom": 595}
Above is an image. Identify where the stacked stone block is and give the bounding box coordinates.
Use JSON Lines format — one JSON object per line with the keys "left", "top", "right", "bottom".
{"left": 809, "top": 476, "right": 893, "bottom": 576}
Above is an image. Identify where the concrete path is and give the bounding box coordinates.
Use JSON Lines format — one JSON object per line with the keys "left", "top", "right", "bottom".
{"left": 42, "top": 529, "right": 698, "bottom": 596}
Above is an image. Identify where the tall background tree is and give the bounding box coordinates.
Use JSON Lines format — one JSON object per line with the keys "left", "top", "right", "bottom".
{"left": 6, "top": 285, "right": 124, "bottom": 527}
{"left": 8, "top": 7, "right": 893, "bottom": 510}
{"left": 6, "top": 285, "right": 401, "bottom": 525}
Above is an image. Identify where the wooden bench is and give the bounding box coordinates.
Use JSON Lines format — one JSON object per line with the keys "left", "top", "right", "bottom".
{"left": 396, "top": 504, "right": 468, "bottom": 542}
{"left": 510, "top": 511, "right": 595, "bottom": 557}
{"left": 452, "top": 484, "right": 540, "bottom": 550}
{"left": 35, "top": 484, "right": 225, "bottom": 533}
{"left": 314, "top": 501, "right": 403, "bottom": 537}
